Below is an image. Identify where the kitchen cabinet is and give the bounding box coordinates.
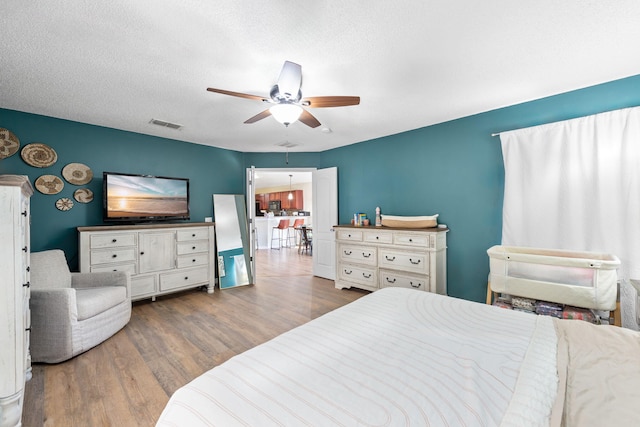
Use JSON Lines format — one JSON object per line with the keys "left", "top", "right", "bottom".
{"left": 256, "top": 190, "right": 303, "bottom": 210}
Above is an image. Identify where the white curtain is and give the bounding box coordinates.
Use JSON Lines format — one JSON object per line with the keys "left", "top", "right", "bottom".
{"left": 500, "top": 106, "right": 640, "bottom": 280}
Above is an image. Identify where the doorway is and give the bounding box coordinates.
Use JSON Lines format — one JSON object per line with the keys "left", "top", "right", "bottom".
{"left": 251, "top": 168, "right": 315, "bottom": 280}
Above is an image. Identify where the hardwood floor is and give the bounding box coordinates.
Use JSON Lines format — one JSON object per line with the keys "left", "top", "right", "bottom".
{"left": 22, "top": 247, "right": 368, "bottom": 427}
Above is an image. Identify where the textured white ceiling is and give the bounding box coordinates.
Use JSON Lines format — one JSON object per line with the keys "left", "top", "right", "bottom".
{"left": 2, "top": 1, "right": 640, "bottom": 152}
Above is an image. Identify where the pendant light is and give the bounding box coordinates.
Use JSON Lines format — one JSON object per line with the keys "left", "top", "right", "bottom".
{"left": 288, "top": 174, "right": 293, "bottom": 200}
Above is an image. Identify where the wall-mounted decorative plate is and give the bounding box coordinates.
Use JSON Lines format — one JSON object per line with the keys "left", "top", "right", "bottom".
{"left": 0, "top": 128, "right": 20, "bottom": 159}
{"left": 21, "top": 142, "right": 58, "bottom": 167}
{"left": 73, "top": 188, "right": 93, "bottom": 203}
{"left": 35, "top": 174, "right": 64, "bottom": 194}
{"left": 55, "top": 197, "right": 74, "bottom": 211}
{"left": 62, "top": 162, "right": 93, "bottom": 185}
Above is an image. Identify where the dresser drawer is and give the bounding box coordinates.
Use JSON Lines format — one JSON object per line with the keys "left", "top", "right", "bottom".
{"left": 160, "top": 267, "right": 209, "bottom": 291}
{"left": 177, "top": 253, "right": 210, "bottom": 269}
{"left": 91, "top": 262, "right": 136, "bottom": 274}
{"left": 177, "top": 241, "right": 210, "bottom": 255}
{"left": 90, "top": 248, "right": 137, "bottom": 265}
{"left": 131, "top": 275, "right": 157, "bottom": 297}
{"left": 90, "top": 233, "right": 136, "bottom": 249}
{"left": 379, "top": 269, "right": 430, "bottom": 292}
{"left": 363, "top": 230, "right": 393, "bottom": 244}
{"left": 338, "top": 244, "right": 377, "bottom": 265}
{"left": 393, "top": 232, "right": 432, "bottom": 248}
{"left": 378, "top": 249, "right": 429, "bottom": 274}
{"left": 338, "top": 264, "right": 377, "bottom": 288}
{"left": 177, "top": 228, "right": 210, "bottom": 242}
{"left": 337, "top": 229, "right": 363, "bottom": 242}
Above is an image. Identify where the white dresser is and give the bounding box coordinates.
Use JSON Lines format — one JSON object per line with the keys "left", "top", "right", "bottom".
{"left": 335, "top": 225, "right": 448, "bottom": 294}
{"left": 78, "top": 223, "right": 216, "bottom": 301}
{"left": 0, "top": 175, "right": 33, "bottom": 427}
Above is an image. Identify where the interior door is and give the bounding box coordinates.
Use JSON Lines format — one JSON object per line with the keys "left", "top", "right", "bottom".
{"left": 312, "top": 167, "right": 338, "bottom": 279}
{"left": 246, "top": 166, "right": 256, "bottom": 282}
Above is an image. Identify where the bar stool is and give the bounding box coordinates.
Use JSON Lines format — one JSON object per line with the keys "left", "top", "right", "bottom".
{"left": 270, "top": 219, "right": 290, "bottom": 250}
{"left": 289, "top": 218, "right": 305, "bottom": 248}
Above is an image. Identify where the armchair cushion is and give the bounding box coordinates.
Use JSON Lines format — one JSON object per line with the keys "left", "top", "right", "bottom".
{"left": 75, "top": 286, "right": 127, "bottom": 321}
{"left": 30, "top": 249, "right": 72, "bottom": 289}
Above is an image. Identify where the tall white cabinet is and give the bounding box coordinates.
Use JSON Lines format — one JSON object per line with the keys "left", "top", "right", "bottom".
{"left": 78, "top": 223, "right": 216, "bottom": 301}
{"left": 0, "top": 175, "right": 33, "bottom": 427}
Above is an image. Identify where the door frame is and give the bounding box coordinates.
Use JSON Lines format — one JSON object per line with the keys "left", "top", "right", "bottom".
{"left": 246, "top": 166, "right": 322, "bottom": 279}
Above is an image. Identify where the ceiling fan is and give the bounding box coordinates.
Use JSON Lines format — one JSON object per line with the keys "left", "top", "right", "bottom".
{"left": 207, "top": 61, "right": 360, "bottom": 128}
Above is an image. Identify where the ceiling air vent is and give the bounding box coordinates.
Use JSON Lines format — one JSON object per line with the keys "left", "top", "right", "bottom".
{"left": 276, "top": 141, "right": 298, "bottom": 148}
{"left": 149, "top": 118, "right": 183, "bottom": 130}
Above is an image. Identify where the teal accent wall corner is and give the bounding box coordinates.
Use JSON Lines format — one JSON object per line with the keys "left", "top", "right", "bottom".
{"left": 315, "top": 74, "right": 640, "bottom": 302}
{"left": 0, "top": 109, "right": 245, "bottom": 269}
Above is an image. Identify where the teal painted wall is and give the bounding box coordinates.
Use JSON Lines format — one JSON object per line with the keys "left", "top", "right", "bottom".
{"left": 0, "top": 109, "right": 245, "bottom": 269}
{"left": 3, "top": 74, "right": 639, "bottom": 300}
{"left": 247, "top": 74, "right": 640, "bottom": 302}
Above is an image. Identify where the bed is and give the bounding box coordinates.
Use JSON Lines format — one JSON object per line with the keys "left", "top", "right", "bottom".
{"left": 156, "top": 287, "right": 640, "bottom": 426}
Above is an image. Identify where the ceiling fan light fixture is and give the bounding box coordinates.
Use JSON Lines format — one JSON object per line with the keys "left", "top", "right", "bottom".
{"left": 270, "top": 104, "right": 303, "bottom": 126}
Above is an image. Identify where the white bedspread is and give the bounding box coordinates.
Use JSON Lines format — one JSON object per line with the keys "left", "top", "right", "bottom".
{"left": 157, "top": 288, "right": 558, "bottom": 427}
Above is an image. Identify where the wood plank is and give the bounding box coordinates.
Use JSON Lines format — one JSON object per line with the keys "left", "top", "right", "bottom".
{"left": 23, "top": 248, "right": 368, "bottom": 426}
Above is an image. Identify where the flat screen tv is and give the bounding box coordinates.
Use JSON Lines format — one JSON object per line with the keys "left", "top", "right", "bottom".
{"left": 103, "top": 172, "right": 190, "bottom": 223}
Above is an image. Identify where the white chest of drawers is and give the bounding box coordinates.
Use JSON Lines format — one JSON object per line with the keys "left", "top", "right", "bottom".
{"left": 78, "top": 223, "right": 216, "bottom": 301}
{"left": 0, "top": 175, "right": 33, "bottom": 427}
{"left": 335, "top": 225, "right": 448, "bottom": 294}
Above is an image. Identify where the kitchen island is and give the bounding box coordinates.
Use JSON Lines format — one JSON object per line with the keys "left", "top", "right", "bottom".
{"left": 255, "top": 215, "right": 312, "bottom": 249}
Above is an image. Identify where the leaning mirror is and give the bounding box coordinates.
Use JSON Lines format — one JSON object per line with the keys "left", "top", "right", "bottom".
{"left": 213, "top": 194, "right": 253, "bottom": 289}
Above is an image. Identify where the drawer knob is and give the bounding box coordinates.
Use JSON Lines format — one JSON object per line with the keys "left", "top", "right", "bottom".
{"left": 362, "top": 252, "right": 371, "bottom": 258}
{"left": 385, "top": 277, "right": 396, "bottom": 284}
{"left": 409, "top": 238, "right": 413, "bottom": 242}
{"left": 409, "top": 258, "right": 421, "bottom": 265}
{"left": 192, "top": 259, "right": 196, "bottom": 262}
{"left": 348, "top": 234, "right": 351, "bottom": 237}
{"left": 140, "top": 251, "right": 145, "bottom": 255}
{"left": 112, "top": 238, "right": 117, "bottom": 243}
{"left": 184, "top": 276, "right": 189, "bottom": 280}
{"left": 192, "top": 246, "right": 196, "bottom": 250}
{"left": 344, "top": 250, "right": 352, "bottom": 255}
{"left": 344, "top": 269, "right": 353, "bottom": 275}
{"left": 362, "top": 273, "right": 372, "bottom": 279}
{"left": 385, "top": 256, "right": 396, "bottom": 261}
{"left": 192, "top": 233, "right": 196, "bottom": 237}
{"left": 376, "top": 236, "right": 379, "bottom": 239}
{"left": 112, "top": 254, "right": 117, "bottom": 258}
{"left": 410, "top": 281, "right": 422, "bottom": 288}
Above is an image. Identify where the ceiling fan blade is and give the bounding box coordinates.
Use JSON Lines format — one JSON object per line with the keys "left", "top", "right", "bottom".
{"left": 244, "top": 109, "right": 272, "bottom": 124}
{"left": 302, "top": 96, "right": 360, "bottom": 108}
{"left": 298, "top": 109, "right": 321, "bottom": 128}
{"left": 207, "top": 88, "right": 268, "bottom": 102}
{"left": 277, "top": 61, "right": 302, "bottom": 99}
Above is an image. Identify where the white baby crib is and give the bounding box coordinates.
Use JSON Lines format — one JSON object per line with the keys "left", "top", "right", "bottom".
{"left": 487, "top": 245, "right": 621, "bottom": 325}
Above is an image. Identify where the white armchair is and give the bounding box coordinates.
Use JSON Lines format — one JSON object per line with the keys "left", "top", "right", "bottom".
{"left": 29, "top": 249, "right": 131, "bottom": 363}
